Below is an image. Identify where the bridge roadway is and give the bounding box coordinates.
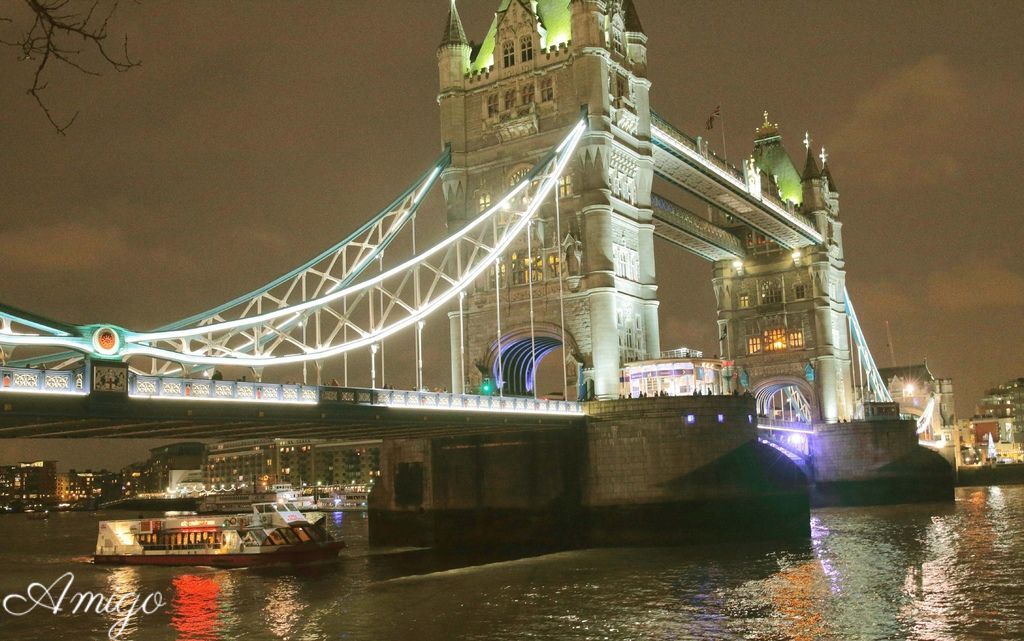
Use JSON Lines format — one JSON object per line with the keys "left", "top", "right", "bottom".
{"left": 0, "top": 388, "right": 583, "bottom": 440}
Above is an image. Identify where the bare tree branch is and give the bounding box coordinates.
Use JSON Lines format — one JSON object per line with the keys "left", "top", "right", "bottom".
{"left": 1, "top": 0, "right": 139, "bottom": 134}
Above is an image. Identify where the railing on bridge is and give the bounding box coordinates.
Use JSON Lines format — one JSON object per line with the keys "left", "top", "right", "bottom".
{"left": 0, "top": 366, "right": 85, "bottom": 396}
{"left": 0, "top": 364, "right": 582, "bottom": 415}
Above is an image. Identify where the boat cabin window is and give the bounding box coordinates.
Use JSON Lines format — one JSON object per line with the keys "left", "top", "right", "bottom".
{"left": 266, "top": 529, "right": 287, "bottom": 546}
{"left": 292, "top": 527, "right": 312, "bottom": 543}
{"left": 278, "top": 528, "right": 300, "bottom": 545}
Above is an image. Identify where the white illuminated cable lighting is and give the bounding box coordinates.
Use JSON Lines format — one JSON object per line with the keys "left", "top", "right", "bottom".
{"left": 122, "top": 122, "right": 586, "bottom": 366}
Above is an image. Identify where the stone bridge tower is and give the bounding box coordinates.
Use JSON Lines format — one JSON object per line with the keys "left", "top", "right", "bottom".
{"left": 437, "top": 0, "right": 659, "bottom": 400}
{"left": 713, "top": 118, "right": 855, "bottom": 422}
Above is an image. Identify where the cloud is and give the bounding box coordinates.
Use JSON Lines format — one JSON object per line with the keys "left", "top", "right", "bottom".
{"left": 830, "top": 55, "right": 968, "bottom": 189}
{"left": 2, "top": 221, "right": 134, "bottom": 271}
{"left": 926, "top": 265, "right": 1024, "bottom": 310}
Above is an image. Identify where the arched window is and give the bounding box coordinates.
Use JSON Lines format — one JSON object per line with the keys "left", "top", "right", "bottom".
{"left": 521, "top": 82, "right": 535, "bottom": 105}
{"left": 558, "top": 174, "right": 573, "bottom": 198}
{"left": 509, "top": 167, "right": 529, "bottom": 186}
{"left": 540, "top": 77, "right": 554, "bottom": 102}
{"left": 502, "top": 41, "right": 515, "bottom": 67}
{"left": 760, "top": 280, "right": 782, "bottom": 304}
{"left": 520, "top": 36, "right": 533, "bottom": 62}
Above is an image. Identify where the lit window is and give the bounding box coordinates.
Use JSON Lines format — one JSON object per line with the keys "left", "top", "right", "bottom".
{"left": 547, "top": 253, "right": 560, "bottom": 278}
{"left": 502, "top": 41, "right": 515, "bottom": 67}
{"left": 509, "top": 167, "right": 528, "bottom": 186}
{"left": 478, "top": 193, "right": 491, "bottom": 212}
{"left": 540, "top": 77, "right": 554, "bottom": 102}
{"left": 685, "top": 414, "right": 696, "bottom": 425}
{"left": 558, "top": 174, "right": 573, "bottom": 198}
{"left": 794, "top": 283, "right": 807, "bottom": 299}
{"left": 747, "top": 336, "right": 762, "bottom": 355}
{"left": 717, "top": 414, "right": 725, "bottom": 423}
{"left": 504, "top": 89, "right": 516, "bottom": 110}
{"left": 520, "top": 36, "right": 533, "bottom": 62}
{"left": 763, "top": 328, "right": 787, "bottom": 352}
{"left": 738, "top": 293, "right": 750, "bottom": 309}
{"left": 521, "top": 82, "right": 535, "bottom": 105}
{"left": 486, "top": 93, "right": 498, "bottom": 117}
{"left": 788, "top": 329, "right": 804, "bottom": 349}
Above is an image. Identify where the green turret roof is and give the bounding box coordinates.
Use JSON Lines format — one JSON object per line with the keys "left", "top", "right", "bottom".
{"left": 752, "top": 113, "right": 803, "bottom": 205}
{"left": 469, "top": 0, "right": 573, "bottom": 72}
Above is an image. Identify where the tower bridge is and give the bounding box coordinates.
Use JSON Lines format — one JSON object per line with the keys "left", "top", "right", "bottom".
{"left": 0, "top": 0, "right": 953, "bottom": 545}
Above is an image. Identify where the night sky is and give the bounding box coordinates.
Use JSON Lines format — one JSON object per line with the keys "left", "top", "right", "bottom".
{"left": 1, "top": 1, "right": 1022, "bottom": 470}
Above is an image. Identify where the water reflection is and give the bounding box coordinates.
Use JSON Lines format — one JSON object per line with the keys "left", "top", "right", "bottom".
{"left": 2, "top": 488, "right": 1024, "bottom": 640}
{"left": 171, "top": 574, "right": 221, "bottom": 640}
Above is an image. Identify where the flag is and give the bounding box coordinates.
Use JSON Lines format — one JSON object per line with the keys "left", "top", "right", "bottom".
{"left": 705, "top": 105, "right": 720, "bottom": 130}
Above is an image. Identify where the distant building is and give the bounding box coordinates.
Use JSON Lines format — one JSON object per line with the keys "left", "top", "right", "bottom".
{"left": 57, "top": 469, "right": 121, "bottom": 503}
{"left": 145, "top": 442, "right": 205, "bottom": 493}
{"left": 878, "top": 361, "right": 955, "bottom": 439}
{"left": 13, "top": 460, "right": 58, "bottom": 502}
{"left": 205, "top": 438, "right": 381, "bottom": 491}
{"left": 975, "top": 377, "right": 1023, "bottom": 427}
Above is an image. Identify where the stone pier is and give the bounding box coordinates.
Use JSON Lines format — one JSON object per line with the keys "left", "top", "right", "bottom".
{"left": 369, "top": 395, "right": 810, "bottom": 548}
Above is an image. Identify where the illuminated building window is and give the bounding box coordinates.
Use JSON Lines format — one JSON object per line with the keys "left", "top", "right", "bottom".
{"left": 717, "top": 414, "right": 725, "bottom": 423}
{"left": 509, "top": 167, "right": 528, "bottom": 186}
{"left": 763, "top": 327, "right": 787, "bottom": 352}
{"left": 685, "top": 414, "right": 696, "bottom": 425}
{"left": 788, "top": 329, "right": 805, "bottom": 349}
{"left": 520, "top": 36, "right": 533, "bottom": 62}
{"left": 521, "top": 82, "right": 535, "bottom": 105}
{"left": 504, "top": 89, "right": 516, "bottom": 110}
{"left": 547, "top": 253, "right": 560, "bottom": 279}
{"left": 738, "top": 293, "right": 750, "bottom": 309}
{"left": 478, "top": 192, "right": 491, "bottom": 212}
{"left": 747, "top": 336, "right": 762, "bottom": 355}
{"left": 540, "top": 77, "right": 554, "bottom": 102}
{"left": 502, "top": 41, "right": 515, "bottom": 67}
{"left": 510, "top": 252, "right": 526, "bottom": 286}
{"left": 793, "top": 283, "right": 807, "bottom": 299}
{"left": 486, "top": 93, "right": 498, "bottom": 117}
{"left": 760, "top": 280, "right": 782, "bottom": 304}
{"left": 558, "top": 173, "right": 573, "bottom": 198}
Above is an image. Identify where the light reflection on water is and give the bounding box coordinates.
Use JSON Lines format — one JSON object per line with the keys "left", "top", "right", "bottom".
{"left": 1, "top": 487, "right": 1023, "bottom": 640}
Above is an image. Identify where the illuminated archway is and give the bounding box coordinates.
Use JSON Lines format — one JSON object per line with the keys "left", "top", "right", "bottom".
{"left": 486, "top": 324, "right": 580, "bottom": 398}
{"left": 753, "top": 376, "right": 818, "bottom": 425}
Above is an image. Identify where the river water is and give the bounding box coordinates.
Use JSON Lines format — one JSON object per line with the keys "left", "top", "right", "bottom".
{"left": 1, "top": 486, "right": 1022, "bottom": 641}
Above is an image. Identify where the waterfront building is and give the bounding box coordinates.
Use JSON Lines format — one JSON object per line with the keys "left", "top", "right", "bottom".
{"left": 976, "top": 377, "right": 1024, "bottom": 425}
{"left": 57, "top": 469, "right": 121, "bottom": 503}
{"left": 145, "top": 442, "right": 205, "bottom": 493}
{"left": 204, "top": 438, "right": 382, "bottom": 491}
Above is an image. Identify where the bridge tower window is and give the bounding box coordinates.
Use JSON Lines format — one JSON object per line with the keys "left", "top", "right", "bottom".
{"left": 738, "top": 293, "right": 750, "bottom": 309}
{"left": 478, "top": 192, "right": 492, "bottom": 212}
{"left": 558, "top": 174, "right": 573, "bottom": 198}
{"left": 747, "top": 335, "right": 762, "bottom": 355}
{"left": 521, "top": 82, "right": 535, "bottom": 105}
{"left": 486, "top": 93, "right": 498, "bottom": 117}
{"left": 520, "top": 36, "right": 533, "bottom": 63}
{"left": 503, "top": 89, "right": 516, "bottom": 111}
{"left": 502, "top": 41, "right": 515, "bottom": 68}
{"left": 760, "top": 280, "right": 782, "bottom": 305}
{"left": 788, "top": 329, "right": 805, "bottom": 349}
{"left": 540, "top": 77, "right": 554, "bottom": 102}
{"left": 793, "top": 283, "right": 807, "bottom": 299}
{"left": 763, "top": 327, "right": 787, "bottom": 352}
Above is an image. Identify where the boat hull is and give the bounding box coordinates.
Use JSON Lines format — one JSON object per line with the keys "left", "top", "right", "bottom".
{"left": 94, "top": 541, "right": 345, "bottom": 567}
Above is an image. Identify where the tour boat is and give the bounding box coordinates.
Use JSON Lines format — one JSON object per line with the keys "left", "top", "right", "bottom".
{"left": 93, "top": 502, "right": 345, "bottom": 566}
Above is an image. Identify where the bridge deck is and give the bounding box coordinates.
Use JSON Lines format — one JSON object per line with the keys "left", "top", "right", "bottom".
{"left": 651, "top": 194, "right": 745, "bottom": 260}
{"left": 650, "top": 112, "right": 822, "bottom": 249}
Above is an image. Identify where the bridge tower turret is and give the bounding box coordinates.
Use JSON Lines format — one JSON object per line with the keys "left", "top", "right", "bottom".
{"left": 439, "top": 0, "right": 660, "bottom": 400}
{"left": 715, "top": 123, "right": 855, "bottom": 423}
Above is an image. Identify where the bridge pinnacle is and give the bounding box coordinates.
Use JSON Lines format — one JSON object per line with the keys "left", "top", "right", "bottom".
{"left": 439, "top": 0, "right": 468, "bottom": 48}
